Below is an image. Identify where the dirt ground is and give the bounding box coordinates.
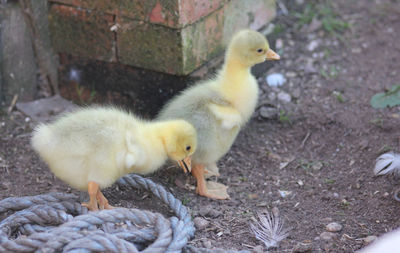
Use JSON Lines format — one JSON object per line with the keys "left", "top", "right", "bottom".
{"left": 1, "top": 0, "right": 400, "bottom": 252}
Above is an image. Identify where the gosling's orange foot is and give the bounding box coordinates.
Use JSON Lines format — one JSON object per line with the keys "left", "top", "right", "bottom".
{"left": 100, "top": 203, "right": 115, "bottom": 210}
{"left": 195, "top": 185, "right": 230, "bottom": 200}
{"left": 206, "top": 181, "right": 230, "bottom": 199}
{"left": 82, "top": 201, "right": 99, "bottom": 211}
{"left": 97, "top": 190, "right": 115, "bottom": 210}
{"left": 192, "top": 164, "right": 229, "bottom": 200}
{"left": 82, "top": 197, "right": 114, "bottom": 211}
{"left": 82, "top": 181, "right": 114, "bottom": 211}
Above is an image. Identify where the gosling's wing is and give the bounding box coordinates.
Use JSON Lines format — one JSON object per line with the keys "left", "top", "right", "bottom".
{"left": 124, "top": 131, "right": 139, "bottom": 169}
{"left": 208, "top": 103, "right": 241, "bottom": 130}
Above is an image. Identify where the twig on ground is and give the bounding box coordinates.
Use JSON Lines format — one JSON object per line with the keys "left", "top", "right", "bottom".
{"left": 300, "top": 132, "right": 311, "bottom": 149}
{"left": 8, "top": 94, "right": 18, "bottom": 114}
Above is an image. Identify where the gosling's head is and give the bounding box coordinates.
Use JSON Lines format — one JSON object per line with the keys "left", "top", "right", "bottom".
{"left": 163, "top": 120, "right": 197, "bottom": 163}
{"left": 227, "top": 29, "right": 280, "bottom": 67}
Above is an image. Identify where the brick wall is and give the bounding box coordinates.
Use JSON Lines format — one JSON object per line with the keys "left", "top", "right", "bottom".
{"left": 48, "top": 0, "right": 276, "bottom": 75}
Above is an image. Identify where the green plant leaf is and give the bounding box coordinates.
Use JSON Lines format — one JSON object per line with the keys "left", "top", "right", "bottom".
{"left": 370, "top": 85, "right": 400, "bottom": 108}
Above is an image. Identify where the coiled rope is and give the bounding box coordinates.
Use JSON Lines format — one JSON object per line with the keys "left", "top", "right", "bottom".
{"left": 0, "top": 174, "right": 249, "bottom": 253}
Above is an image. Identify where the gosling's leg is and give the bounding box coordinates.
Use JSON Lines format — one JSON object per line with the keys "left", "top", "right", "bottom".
{"left": 82, "top": 181, "right": 100, "bottom": 211}
{"left": 204, "top": 163, "right": 220, "bottom": 178}
{"left": 192, "top": 164, "right": 228, "bottom": 200}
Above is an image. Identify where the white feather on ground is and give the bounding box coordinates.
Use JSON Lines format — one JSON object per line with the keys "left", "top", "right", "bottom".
{"left": 250, "top": 210, "right": 290, "bottom": 249}
{"left": 373, "top": 152, "right": 400, "bottom": 176}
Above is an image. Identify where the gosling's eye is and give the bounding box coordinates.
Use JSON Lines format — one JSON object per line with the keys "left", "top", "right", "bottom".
{"left": 186, "top": 146, "right": 191, "bottom": 151}
{"left": 257, "top": 48, "right": 263, "bottom": 53}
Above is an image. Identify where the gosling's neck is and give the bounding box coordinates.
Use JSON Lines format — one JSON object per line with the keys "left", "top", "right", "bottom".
{"left": 139, "top": 122, "right": 170, "bottom": 161}
{"left": 148, "top": 121, "right": 175, "bottom": 156}
{"left": 217, "top": 53, "right": 255, "bottom": 101}
{"left": 221, "top": 56, "right": 251, "bottom": 81}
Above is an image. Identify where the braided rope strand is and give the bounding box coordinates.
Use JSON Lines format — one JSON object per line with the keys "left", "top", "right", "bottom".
{"left": 0, "top": 174, "right": 248, "bottom": 253}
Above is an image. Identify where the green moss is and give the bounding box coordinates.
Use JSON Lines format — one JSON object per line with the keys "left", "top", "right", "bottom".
{"left": 181, "top": 8, "right": 225, "bottom": 74}
{"left": 49, "top": 6, "right": 114, "bottom": 61}
{"left": 117, "top": 19, "right": 183, "bottom": 74}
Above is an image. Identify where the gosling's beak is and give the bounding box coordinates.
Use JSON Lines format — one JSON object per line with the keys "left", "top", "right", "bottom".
{"left": 177, "top": 156, "right": 192, "bottom": 174}
{"left": 266, "top": 48, "right": 280, "bottom": 60}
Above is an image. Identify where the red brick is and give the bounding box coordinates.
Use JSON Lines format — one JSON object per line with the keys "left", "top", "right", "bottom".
{"left": 178, "top": 0, "right": 226, "bottom": 26}
{"left": 146, "top": 1, "right": 178, "bottom": 27}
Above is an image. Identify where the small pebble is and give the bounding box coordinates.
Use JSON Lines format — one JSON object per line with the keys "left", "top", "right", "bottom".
{"left": 268, "top": 92, "right": 277, "bottom": 101}
{"left": 292, "top": 88, "right": 301, "bottom": 98}
{"left": 209, "top": 209, "right": 223, "bottom": 218}
{"left": 193, "top": 217, "right": 209, "bottom": 230}
{"left": 286, "top": 71, "right": 297, "bottom": 78}
{"left": 277, "top": 91, "right": 291, "bottom": 103}
{"left": 248, "top": 193, "right": 259, "bottom": 200}
{"left": 266, "top": 73, "right": 286, "bottom": 87}
{"left": 304, "top": 61, "right": 317, "bottom": 73}
{"left": 293, "top": 242, "right": 313, "bottom": 252}
{"left": 311, "top": 162, "right": 323, "bottom": 171}
{"left": 363, "top": 235, "right": 378, "bottom": 245}
{"left": 253, "top": 245, "right": 264, "bottom": 253}
{"left": 0, "top": 182, "right": 9, "bottom": 190}
{"left": 320, "top": 232, "right": 337, "bottom": 241}
{"left": 359, "top": 139, "right": 369, "bottom": 150}
{"left": 198, "top": 205, "right": 212, "bottom": 216}
{"left": 307, "top": 40, "right": 319, "bottom": 51}
{"left": 199, "top": 206, "right": 223, "bottom": 218}
{"left": 202, "top": 240, "right": 212, "bottom": 249}
{"left": 278, "top": 190, "right": 292, "bottom": 198}
{"left": 256, "top": 201, "right": 268, "bottom": 207}
{"left": 259, "top": 106, "right": 277, "bottom": 119}
{"left": 326, "top": 222, "right": 342, "bottom": 232}
{"left": 321, "top": 217, "right": 333, "bottom": 223}
{"left": 275, "top": 38, "right": 283, "bottom": 50}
